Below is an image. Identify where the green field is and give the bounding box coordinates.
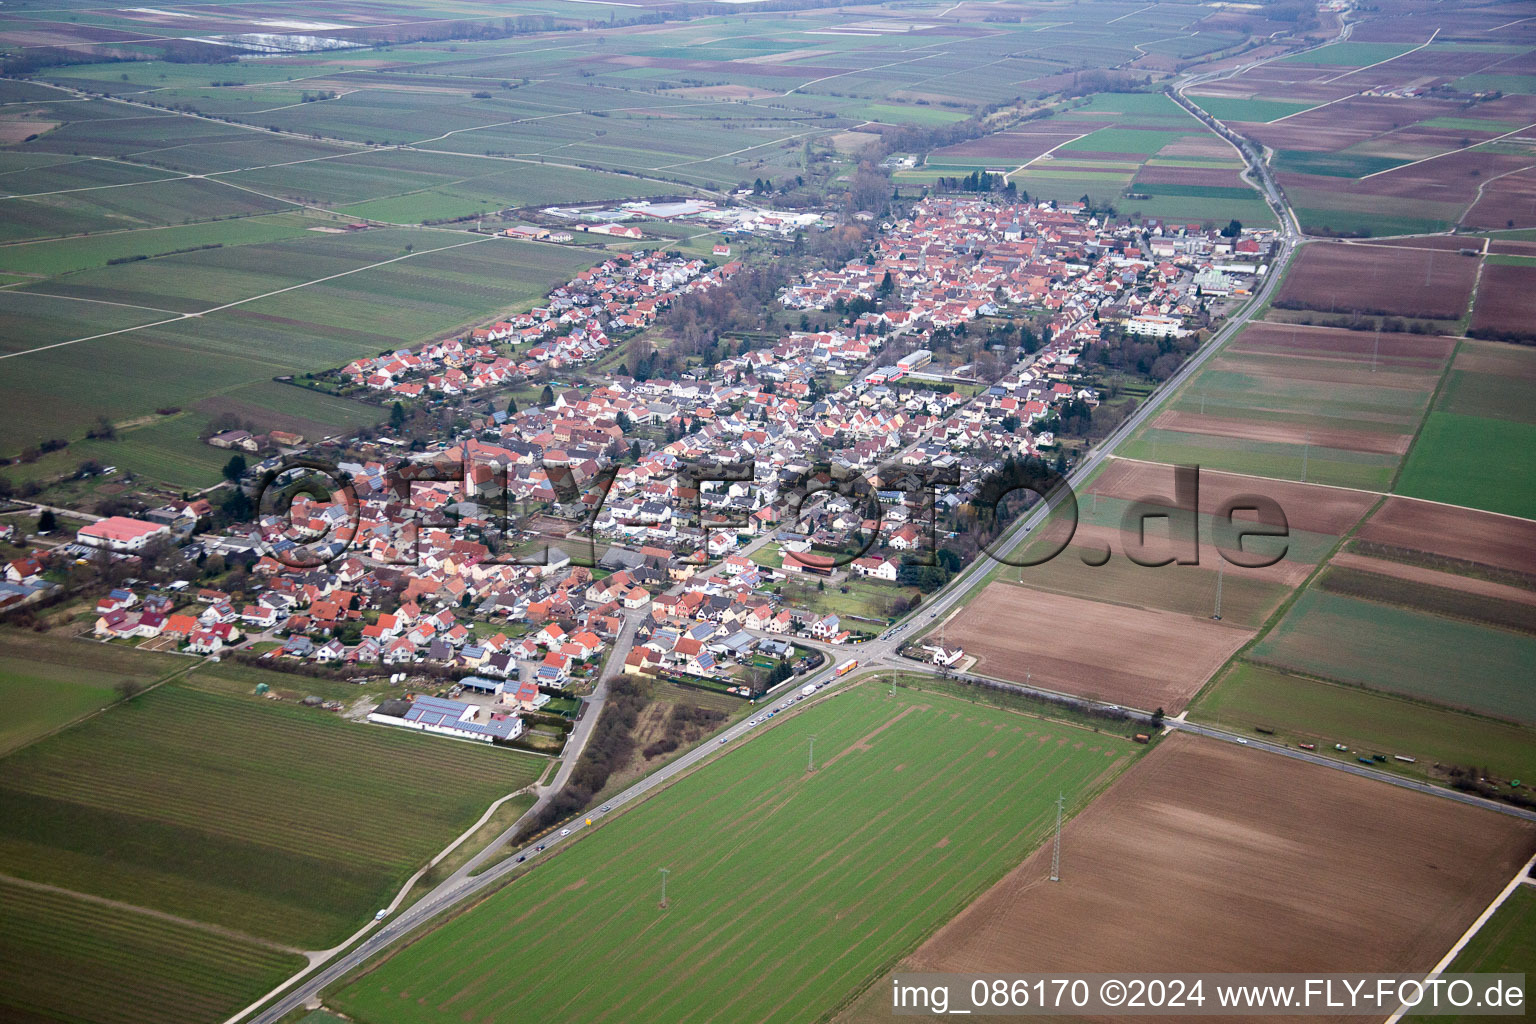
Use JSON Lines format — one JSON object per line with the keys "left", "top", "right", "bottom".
{"left": 1060, "top": 128, "right": 1189, "bottom": 156}
{"left": 1279, "top": 42, "right": 1418, "bottom": 66}
{"left": 0, "top": 214, "right": 319, "bottom": 276}
{"left": 1289, "top": 188, "right": 1464, "bottom": 237}
{"left": 1396, "top": 345, "right": 1536, "bottom": 519}
{"left": 0, "top": 630, "right": 188, "bottom": 755}
{"left": 1119, "top": 322, "right": 1447, "bottom": 491}
{"left": 1406, "top": 887, "right": 1536, "bottom": 1024}
{"left": 1249, "top": 589, "right": 1536, "bottom": 723}
{"left": 1192, "top": 662, "right": 1536, "bottom": 783}
{"left": 0, "top": 876, "right": 305, "bottom": 1024}
{"left": 1396, "top": 412, "right": 1536, "bottom": 519}
{"left": 0, "top": 683, "right": 544, "bottom": 947}
{"left": 0, "top": 656, "right": 119, "bottom": 756}
{"left": 1275, "top": 149, "right": 1412, "bottom": 179}
{"left": 0, "top": 231, "right": 595, "bottom": 459}
{"left": 330, "top": 682, "right": 1138, "bottom": 1024}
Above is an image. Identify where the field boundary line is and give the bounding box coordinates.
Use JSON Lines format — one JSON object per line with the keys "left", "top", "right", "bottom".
{"left": 1386, "top": 336, "right": 1460, "bottom": 495}
{"left": 0, "top": 232, "right": 499, "bottom": 363}
{"left": 0, "top": 653, "right": 196, "bottom": 759}
{"left": 0, "top": 871, "right": 305, "bottom": 955}
{"left": 1105, "top": 454, "right": 1389, "bottom": 500}
{"left": 1183, "top": 489, "right": 1385, "bottom": 711}
{"left": 1359, "top": 118, "right": 1536, "bottom": 181}
{"left": 1458, "top": 162, "right": 1536, "bottom": 228}
{"left": 1263, "top": 89, "right": 1356, "bottom": 126}
{"left": 1318, "top": 29, "right": 1437, "bottom": 86}
{"left": 1382, "top": 852, "right": 1536, "bottom": 1024}
{"left": 1003, "top": 131, "right": 1095, "bottom": 181}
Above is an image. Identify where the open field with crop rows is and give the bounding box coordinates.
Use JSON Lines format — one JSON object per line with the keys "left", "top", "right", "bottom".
{"left": 1250, "top": 587, "right": 1536, "bottom": 723}
{"left": 1192, "top": 662, "right": 1536, "bottom": 785}
{"left": 0, "top": 630, "right": 188, "bottom": 755}
{"left": 1396, "top": 340, "right": 1536, "bottom": 519}
{"left": 1120, "top": 321, "right": 1455, "bottom": 490}
{"left": 0, "top": 876, "right": 305, "bottom": 1024}
{"left": 331, "top": 682, "right": 1138, "bottom": 1024}
{"left": 0, "top": 683, "right": 544, "bottom": 947}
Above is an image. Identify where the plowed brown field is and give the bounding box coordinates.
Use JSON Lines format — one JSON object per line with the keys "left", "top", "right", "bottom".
{"left": 1090, "top": 461, "right": 1377, "bottom": 537}
{"left": 1355, "top": 496, "right": 1536, "bottom": 576}
{"left": 1275, "top": 241, "right": 1478, "bottom": 320}
{"left": 837, "top": 734, "right": 1536, "bottom": 1024}
{"left": 943, "top": 582, "right": 1251, "bottom": 712}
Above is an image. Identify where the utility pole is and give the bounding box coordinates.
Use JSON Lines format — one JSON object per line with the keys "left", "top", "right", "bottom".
{"left": 658, "top": 868, "right": 669, "bottom": 909}
{"left": 1212, "top": 562, "right": 1223, "bottom": 621}
{"left": 1049, "top": 793, "right": 1064, "bottom": 883}
{"left": 1300, "top": 431, "right": 1310, "bottom": 483}
{"left": 807, "top": 735, "right": 816, "bottom": 773}
{"left": 1371, "top": 325, "right": 1380, "bottom": 373}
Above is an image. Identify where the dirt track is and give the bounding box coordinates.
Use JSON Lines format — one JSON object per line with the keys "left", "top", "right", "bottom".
{"left": 837, "top": 734, "right": 1536, "bottom": 1024}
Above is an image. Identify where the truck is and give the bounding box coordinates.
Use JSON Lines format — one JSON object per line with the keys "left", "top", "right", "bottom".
{"left": 1297, "top": 742, "right": 1316, "bottom": 751}
{"left": 800, "top": 684, "right": 816, "bottom": 697}
{"left": 834, "top": 660, "right": 859, "bottom": 677}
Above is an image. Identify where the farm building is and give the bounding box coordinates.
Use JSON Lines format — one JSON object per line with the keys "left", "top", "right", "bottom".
{"left": 368, "top": 695, "right": 523, "bottom": 744}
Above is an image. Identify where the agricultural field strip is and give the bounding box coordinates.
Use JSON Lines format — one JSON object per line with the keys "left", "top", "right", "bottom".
{"left": 11, "top": 80, "right": 743, "bottom": 210}
{"left": 326, "top": 685, "right": 1135, "bottom": 1024}
{"left": 0, "top": 682, "right": 545, "bottom": 950}
{"left": 0, "top": 871, "right": 304, "bottom": 956}
{"left": 1359, "top": 116, "right": 1536, "bottom": 181}
{"left": 1461, "top": 161, "right": 1536, "bottom": 227}
{"left": 1316, "top": 28, "right": 1439, "bottom": 86}
{"left": 0, "top": 231, "right": 501, "bottom": 361}
{"left": 1170, "top": 719, "right": 1536, "bottom": 822}
{"left": 1006, "top": 130, "right": 1098, "bottom": 180}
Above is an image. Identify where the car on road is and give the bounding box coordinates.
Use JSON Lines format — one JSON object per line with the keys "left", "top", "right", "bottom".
{"left": 600, "top": 805, "right": 611, "bottom": 813}
{"left": 535, "top": 844, "right": 545, "bottom": 851}
{"left": 559, "top": 828, "right": 572, "bottom": 836}
{"left": 516, "top": 854, "right": 526, "bottom": 862}
{"left": 374, "top": 909, "right": 389, "bottom": 921}
{"left": 719, "top": 736, "right": 729, "bottom": 743}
